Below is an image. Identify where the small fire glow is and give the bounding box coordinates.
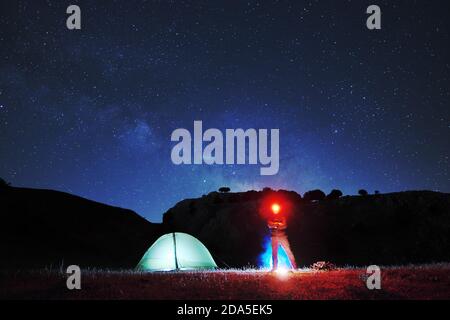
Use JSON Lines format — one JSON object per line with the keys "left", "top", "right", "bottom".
{"left": 259, "top": 235, "right": 293, "bottom": 270}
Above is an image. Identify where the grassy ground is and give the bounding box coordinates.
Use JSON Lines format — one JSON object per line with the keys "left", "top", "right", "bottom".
{"left": 1, "top": 264, "right": 450, "bottom": 300}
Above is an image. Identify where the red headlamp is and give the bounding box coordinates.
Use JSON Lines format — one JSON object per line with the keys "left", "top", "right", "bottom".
{"left": 271, "top": 203, "right": 281, "bottom": 215}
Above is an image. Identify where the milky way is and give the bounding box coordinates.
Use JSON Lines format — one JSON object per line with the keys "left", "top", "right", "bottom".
{"left": 1, "top": 1, "right": 449, "bottom": 221}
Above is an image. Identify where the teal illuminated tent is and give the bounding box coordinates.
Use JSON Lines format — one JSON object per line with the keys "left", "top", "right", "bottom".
{"left": 136, "top": 232, "right": 217, "bottom": 271}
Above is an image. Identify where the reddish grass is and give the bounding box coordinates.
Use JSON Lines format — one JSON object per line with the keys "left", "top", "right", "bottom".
{"left": 1, "top": 265, "right": 450, "bottom": 300}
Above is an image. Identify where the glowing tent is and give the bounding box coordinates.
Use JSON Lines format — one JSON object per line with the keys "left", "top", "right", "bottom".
{"left": 136, "top": 232, "right": 217, "bottom": 271}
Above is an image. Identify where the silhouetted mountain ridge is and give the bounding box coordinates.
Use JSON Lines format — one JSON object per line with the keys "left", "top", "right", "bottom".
{"left": 0, "top": 187, "right": 161, "bottom": 269}
{"left": 1, "top": 186, "right": 449, "bottom": 269}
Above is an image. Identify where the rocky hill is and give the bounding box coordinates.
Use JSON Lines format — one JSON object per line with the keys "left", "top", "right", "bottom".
{"left": 163, "top": 189, "right": 450, "bottom": 267}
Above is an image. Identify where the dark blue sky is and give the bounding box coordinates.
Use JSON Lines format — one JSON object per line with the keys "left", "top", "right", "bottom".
{"left": 1, "top": 0, "right": 449, "bottom": 222}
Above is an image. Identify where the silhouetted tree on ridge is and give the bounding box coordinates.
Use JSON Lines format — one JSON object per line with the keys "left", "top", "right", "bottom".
{"left": 358, "top": 189, "right": 369, "bottom": 196}
{"left": 327, "top": 189, "right": 343, "bottom": 200}
{"left": 303, "top": 189, "right": 326, "bottom": 201}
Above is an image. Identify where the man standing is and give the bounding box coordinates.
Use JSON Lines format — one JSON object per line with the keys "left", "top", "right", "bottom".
{"left": 268, "top": 203, "right": 297, "bottom": 271}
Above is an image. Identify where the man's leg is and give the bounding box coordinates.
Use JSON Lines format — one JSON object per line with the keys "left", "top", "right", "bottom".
{"left": 271, "top": 235, "right": 279, "bottom": 270}
{"left": 279, "top": 234, "right": 297, "bottom": 269}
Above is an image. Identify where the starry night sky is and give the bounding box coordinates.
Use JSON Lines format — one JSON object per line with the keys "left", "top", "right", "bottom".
{"left": 1, "top": 1, "right": 449, "bottom": 222}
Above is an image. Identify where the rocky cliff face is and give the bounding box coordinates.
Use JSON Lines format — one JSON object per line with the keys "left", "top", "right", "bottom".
{"left": 163, "top": 190, "right": 450, "bottom": 267}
